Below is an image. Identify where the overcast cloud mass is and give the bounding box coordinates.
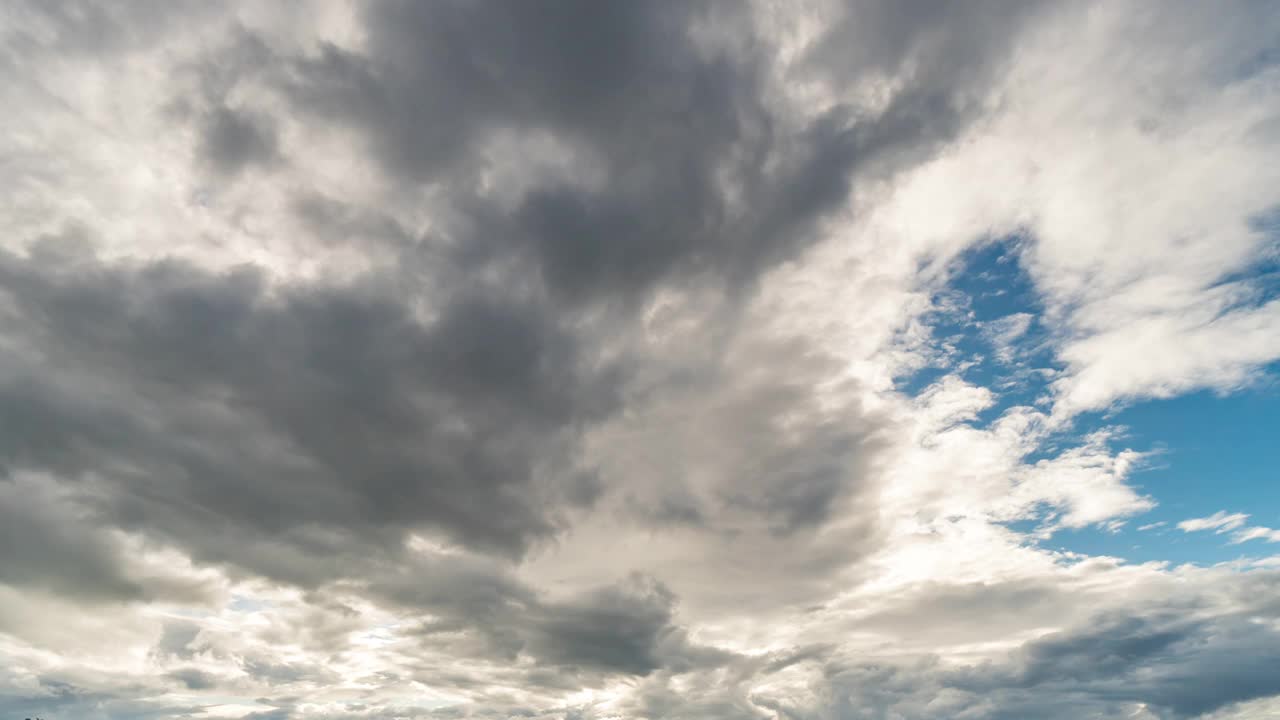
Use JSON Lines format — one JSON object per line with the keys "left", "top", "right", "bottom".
{"left": 2, "top": 1, "right": 1280, "bottom": 718}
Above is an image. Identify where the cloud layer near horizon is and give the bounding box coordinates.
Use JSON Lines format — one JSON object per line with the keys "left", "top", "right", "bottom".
{"left": 1, "top": 1, "right": 1279, "bottom": 718}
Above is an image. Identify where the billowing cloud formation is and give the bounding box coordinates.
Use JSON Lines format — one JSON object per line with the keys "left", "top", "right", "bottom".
{"left": 1, "top": 1, "right": 1279, "bottom": 718}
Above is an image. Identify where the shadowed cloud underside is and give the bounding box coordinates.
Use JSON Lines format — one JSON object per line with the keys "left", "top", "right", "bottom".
{"left": 1, "top": 1, "right": 1280, "bottom": 719}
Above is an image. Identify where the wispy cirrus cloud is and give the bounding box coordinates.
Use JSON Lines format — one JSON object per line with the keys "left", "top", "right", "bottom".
{"left": 1180, "top": 512, "right": 1280, "bottom": 545}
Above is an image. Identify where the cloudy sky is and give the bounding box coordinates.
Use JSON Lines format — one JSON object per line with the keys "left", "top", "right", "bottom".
{"left": 2, "top": 1, "right": 1280, "bottom": 718}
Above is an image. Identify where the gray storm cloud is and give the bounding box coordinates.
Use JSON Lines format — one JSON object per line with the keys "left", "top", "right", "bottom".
{"left": 1, "top": 1, "right": 1279, "bottom": 719}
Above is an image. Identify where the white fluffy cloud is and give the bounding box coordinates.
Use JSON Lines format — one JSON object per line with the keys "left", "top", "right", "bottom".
{"left": 1180, "top": 512, "right": 1280, "bottom": 545}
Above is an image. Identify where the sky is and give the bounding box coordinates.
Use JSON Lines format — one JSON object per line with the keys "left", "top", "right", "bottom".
{"left": 1, "top": 1, "right": 1279, "bottom": 719}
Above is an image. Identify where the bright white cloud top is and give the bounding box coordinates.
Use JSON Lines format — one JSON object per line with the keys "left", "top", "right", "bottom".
{"left": 1, "top": 2, "right": 1279, "bottom": 719}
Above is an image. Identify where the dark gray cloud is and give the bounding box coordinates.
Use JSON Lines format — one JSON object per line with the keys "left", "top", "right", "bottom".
{"left": 166, "top": 667, "right": 218, "bottom": 691}
{"left": 263, "top": 0, "right": 1041, "bottom": 308}
{"left": 269, "top": 0, "right": 760, "bottom": 304}
{"left": 0, "top": 675, "right": 203, "bottom": 720}
{"left": 0, "top": 242, "right": 619, "bottom": 587}
{"left": 0, "top": 475, "right": 144, "bottom": 602}
{"left": 0, "top": 472, "right": 212, "bottom": 604}
{"left": 290, "top": 192, "right": 416, "bottom": 253}
{"left": 580, "top": 578, "right": 1280, "bottom": 720}
{"left": 523, "top": 573, "right": 728, "bottom": 676}
{"left": 373, "top": 551, "right": 732, "bottom": 680}
{"left": 5, "top": 2, "right": 1278, "bottom": 720}
{"left": 999, "top": 612, "right": 1280, "bottom": 718}
{"left": 807, "top": 0, "right": 1051, "bottom": 93}
{"left": 200, "top": 105, "right": 279, "bottom": 176}
{"left": 0, "top": 3, "right": 1048, "bottom": 709}
{"left": 0, "top": 0, "right": 987, "bottom": 605}
{"left": 282, "top": 1, "right": 756, "bottom": 185}
{"left": 808, "top": 603, "right": 1280, "bottom": 720}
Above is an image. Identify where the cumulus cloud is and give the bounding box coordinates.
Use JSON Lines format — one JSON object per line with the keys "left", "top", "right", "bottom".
{"left": 0, "top": 0, "right": 1278, "bottom": 718}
